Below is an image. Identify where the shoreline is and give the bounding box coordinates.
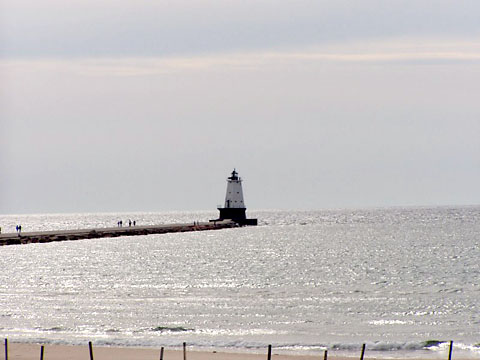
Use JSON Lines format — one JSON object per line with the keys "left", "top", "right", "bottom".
{"left": 4, "top": 342, "right": 478, "bottom": 360}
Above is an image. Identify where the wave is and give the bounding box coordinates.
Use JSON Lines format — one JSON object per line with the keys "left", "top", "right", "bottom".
{"left": 423, "top": 340, "right": 446, "bottom": 348}
{"left": 151, "top": 326, "right": 193, "bottom": 333}
{"left": 7, "top": 326, "right": 479, "bottom": 355}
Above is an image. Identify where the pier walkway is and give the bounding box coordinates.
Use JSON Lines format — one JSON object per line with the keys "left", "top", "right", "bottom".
{"left": 0, "top": 220, "right": 238, "bottom": 246}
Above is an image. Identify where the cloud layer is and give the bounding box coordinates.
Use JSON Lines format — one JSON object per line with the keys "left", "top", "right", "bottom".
{"left": 2, "top": 1, "right": 480, "bottom": 58}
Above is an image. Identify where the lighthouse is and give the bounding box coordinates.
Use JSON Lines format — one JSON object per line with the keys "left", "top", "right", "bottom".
{"left": 214, "top": 169, "right": 257, "bottom": 226}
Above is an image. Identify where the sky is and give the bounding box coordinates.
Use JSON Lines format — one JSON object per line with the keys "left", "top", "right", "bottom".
{"left": 1, "top": 0, "right": 480, "bottom": 214}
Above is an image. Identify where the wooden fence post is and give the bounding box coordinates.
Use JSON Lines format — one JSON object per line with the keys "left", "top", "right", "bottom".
{"left": 324, "top": 350, "right": 328, "bottom": 360}
{"left": 160, "top": 346, "right": 164, "bottom": 360}
{"left": 267, "top": 345, "right": 272, "bottom": 360}
{"left": 183, "top": 342, "right": 187, "bottom": 360}
{"left": 360, "top": 343, "right": 366, "bottom": 360}
{"left": 40, "top": 345, "right": 44, "bottom": 360}
{"left": 448, "top": 341, "right": 453, "bottom": 360}
{"left": 89, "top": 341, "right": 94, "bottom": 360}
{"left": 4, "top": 338, "right": 8, "bottom": 360}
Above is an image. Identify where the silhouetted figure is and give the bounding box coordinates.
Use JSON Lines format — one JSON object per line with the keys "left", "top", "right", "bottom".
{"left": 128, "top": 220, "right": 132, "bottom": 227}
{"left": 133, "top": 220, "right": 136, "bottom": 226}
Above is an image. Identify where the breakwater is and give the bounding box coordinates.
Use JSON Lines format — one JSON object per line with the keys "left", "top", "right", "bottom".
{"left": 0, "top": 220, "right": 238, "bottom": 246}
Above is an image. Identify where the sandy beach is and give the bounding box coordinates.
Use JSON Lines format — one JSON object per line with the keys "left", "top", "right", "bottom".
{"left": 5, "top": 343, "right": 466, "bottom": 360}
{"left": 5, "top": 343, "right": 324, "bottom": 360}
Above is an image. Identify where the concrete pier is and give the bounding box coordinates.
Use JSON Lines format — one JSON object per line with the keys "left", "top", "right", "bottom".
{"left": 0, "top": 220, "right": 238, "bottom": 246}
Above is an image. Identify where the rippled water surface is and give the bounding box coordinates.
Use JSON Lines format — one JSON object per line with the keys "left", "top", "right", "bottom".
{"left": 0, "top": 207, "right": 479, "bottom": 358}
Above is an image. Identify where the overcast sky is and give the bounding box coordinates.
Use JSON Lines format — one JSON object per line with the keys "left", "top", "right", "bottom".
{"left": 1, "top": 0, "right": 479, "bottom": 214}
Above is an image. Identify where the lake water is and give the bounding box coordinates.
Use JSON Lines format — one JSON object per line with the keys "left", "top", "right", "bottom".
{"left": 0, "top": 207, "right": 479, "bottom": 358}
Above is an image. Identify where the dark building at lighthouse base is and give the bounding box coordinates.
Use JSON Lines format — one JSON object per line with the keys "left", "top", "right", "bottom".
{"left": 216, "top": 207, "right": 257, "bottom": 226}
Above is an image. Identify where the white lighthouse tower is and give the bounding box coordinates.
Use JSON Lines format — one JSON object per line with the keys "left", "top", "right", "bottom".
{"left": 214, "top": 169, "right": 257, "bottom": 226}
